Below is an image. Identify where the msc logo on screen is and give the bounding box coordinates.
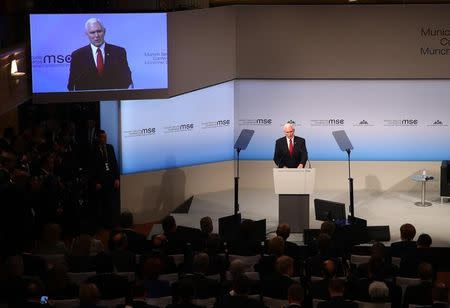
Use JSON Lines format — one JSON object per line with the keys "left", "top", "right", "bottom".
{"left": 201, "top": 120, "right": 231, "bottom": 129}
{"left": 43, "top": 54, "right": 72, "bottom": 64}
{"left": 384, "top": 119, "right": 418, "bottom": 126}
{"left": 123, "top": 127, "right": 156, "bottom": 138}
{"left": 402, "top": 119, "right": 418, "bottom": 125}
{"left": 32, "top": 54, "right": 71, "bottom": 67}
{"left": 165, "top": 123, "right": 195, "bottom": 133}
{"left": 238, "top": 118, "right": 272, "bottom": 126}
{"left": 311, "top": 119, "right": 344, "bottom": 126}
{"left": 141, "top": 128, "right": 156, "bottom": 134}
{"left": 328, "top": 119, "right": 345, "bottom": 125}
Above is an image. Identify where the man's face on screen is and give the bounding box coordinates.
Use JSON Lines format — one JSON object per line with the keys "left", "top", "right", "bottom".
{"left": 284, "top": 127, "right": 295, "bottom": 139}
{"left": 86, "top": 22, "right": 106, "bottom": 47}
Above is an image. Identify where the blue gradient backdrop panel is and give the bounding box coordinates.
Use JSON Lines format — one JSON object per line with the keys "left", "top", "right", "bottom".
{"left": 30, "top": 13, "right": 167, "bottom": 93}
{"left": 235, "top": 80, "right": 450, "bottom": 161}
{"left": 120, "top": 82, "right": 235, "bottom": 174}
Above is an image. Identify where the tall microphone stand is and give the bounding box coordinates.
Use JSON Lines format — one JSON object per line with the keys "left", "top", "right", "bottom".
{"left": 346, "top": 149, "right": 355, "bottom": 220}
{"left": 234, "top": 148, "right": 241, "bottom": 215}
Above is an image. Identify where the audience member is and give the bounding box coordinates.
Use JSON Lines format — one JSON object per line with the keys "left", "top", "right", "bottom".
{"left": 261, "top": 255, "right": 296, "bottom": 299}
{"left": 390, "top": 223, "right": 417, "bottom": 259}
{"left": 317, "top": 279, "right": 357, "bottom": 308}
{"left": 287, "top": 283, "right": 306, "bottom": 308}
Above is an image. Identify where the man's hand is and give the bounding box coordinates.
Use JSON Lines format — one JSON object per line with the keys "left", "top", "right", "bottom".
{"left": 95, "top": 183, "right": 102, "bottom": 191}
{"left": 114, "top": 179, "right": 120, "bottom": 189}
{"left": 298, "top": 164, "right": 304, "bottom": 169}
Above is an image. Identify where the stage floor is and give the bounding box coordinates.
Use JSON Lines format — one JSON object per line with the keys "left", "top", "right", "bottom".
{"left": 171, "top": 188, "right": 450, "bottom": 247}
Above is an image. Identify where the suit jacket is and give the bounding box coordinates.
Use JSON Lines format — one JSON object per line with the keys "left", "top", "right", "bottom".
{"left": 89, "top": 143, "right": 119, "bottom": 187}
{"left": 67, "top": 43, "right": 132, "bottom": 91}
{"left": 273, "top": 136, "right": 308, "bottom": 168}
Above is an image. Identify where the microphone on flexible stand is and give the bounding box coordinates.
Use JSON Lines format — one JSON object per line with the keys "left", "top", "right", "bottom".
{"left": 308, "top": 159, "right": 312, "bottom": 169}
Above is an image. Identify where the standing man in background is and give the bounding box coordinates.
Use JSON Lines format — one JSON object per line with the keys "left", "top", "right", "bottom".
{"left": 273, "top": 121, "right": 308, "bottom": 168}
{"left": 89, "top": 130, "right": 120, "bottom": 229}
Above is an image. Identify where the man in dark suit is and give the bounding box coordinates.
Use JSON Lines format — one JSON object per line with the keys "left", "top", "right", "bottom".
{"left": 317, "top": 279, "right": 357, "bottom": 308}
{"left": 67, "top": 18, "right": 132, "bottom": 91}
{"left": 273, "top": 122, "right": 308, "bottom": 168}
{"left": 89, "top": 130, "right": 120, "bottom": 228}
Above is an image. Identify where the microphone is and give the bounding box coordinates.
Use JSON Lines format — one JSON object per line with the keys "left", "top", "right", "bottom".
{"left": 308, "top": 160, "right": 312, "bottom": 169}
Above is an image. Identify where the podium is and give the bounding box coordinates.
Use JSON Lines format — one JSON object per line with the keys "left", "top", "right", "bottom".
{"left": 273, "top": 168, "right": 315, "bottom": 233}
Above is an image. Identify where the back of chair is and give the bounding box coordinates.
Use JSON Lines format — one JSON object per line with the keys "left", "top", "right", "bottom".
{"left": 67, "top": 271, "right": 96, "bottom": 285}
{"left": 262, "top": 296, "right": 288, "bottom": 308}
{"left": 354, "top": 300, "right": 391, "bottom": 308}
{"left": 229, "top": 254, "right": 261, "bottom": 272}
{"left": 312, "top": 298, "right": 325, "bottom": 308}
{"left": 350, "top": 254, "right": 371, "bottom": 267}
{"left": 159, "top": 272, "right": 179, "bottom": 284}
{"left": 98, "top": 297, "right": 126, "bottom": 308}
{"left": 49, "top": 298, "right": 80, "bottom": 308}
{"left": 193, "top": 297, "right": 216, "bottom": 308}
{"left": 146, "top": 295, "right": 172, "bottom": 307}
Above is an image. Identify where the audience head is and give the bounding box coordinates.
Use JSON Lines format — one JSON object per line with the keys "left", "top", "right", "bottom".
{"left": 151, "top": 234, "right": 167, "bottom": 249}
{"left": 25, "top": 280, "right": 45, "bottom": 302}
{"left": 328, "top": 278, "right": 346, "bottom": 297}
{"left": 97, "top": 129, "right": 107, "bottom": 145}
{"left": 229, "top": 259, "right": 246, "bottom": 279}
{"left": 143, "top": 256, "right": 164, "bottom": 280}
{"left": 268, "top": 236, "right": 285, "bottom": 256}
{"left": 111, "top": 232, "right": 128, "bottom": 251}
{"left": 193, "top": 252, "right": 209, "bottom": 274}
{"left": 276, "top": 255, "right": 294, "bottom": 277}
{"left": 200, "top": 216, "right": 213, "bottom": 234}
{"left": 79, "top": 282, "right": 101, "bottom": 306}
{"left": 320, "top": 221, "right": 336, "bottom": 236}
{"left": 288, "top": 283, "right": 305, "bottom": 305}
{"left": 368, "top": 281, "right": 389, "bottom": 302}
{"left": 276, "top": 223, "right": 291, "bottom": 241}
{"left": 119, "top": 211, "right": 134, "bottom": 229}
{"left": 162, "top": 215, "right": 177, "bottom": 234}
{"left": 400, "top": 223, "right": 416, "bottom": 241}
{"left": 322, "top": 259, "right": 337, "bottom": 279}
{"left": 417, "top": 233, "right": 432, "bottom": 248}
{"left": 418, "top": 262, "right": 433, "bottom": 281}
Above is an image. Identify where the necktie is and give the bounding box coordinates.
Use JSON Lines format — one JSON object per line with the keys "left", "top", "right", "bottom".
{"left": 289, "top": 139, "right": 293, "bottom": 157}
{"left": 96, "top": 48, "right": 104, "bottom": 76}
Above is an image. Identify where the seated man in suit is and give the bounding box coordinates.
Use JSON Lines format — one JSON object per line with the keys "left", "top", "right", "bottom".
{"left": 273, "top": 121, "right": 308, "bottom": 169}
{"left": 390, "top": 223, "right": 417, "bottom": 259}
{"left": 317, "top": 279, "right": 357, "bottom": 308}
{"left": 67, "top": 17, "right": 132, "bottom": 91}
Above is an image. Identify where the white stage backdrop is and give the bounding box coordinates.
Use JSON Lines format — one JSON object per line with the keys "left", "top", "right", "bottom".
{"left": 235, "top": 80, "right": 450, "bottom": 161}
{"left": 120, "top": 81, "right": 234, "bottom": 174}
{"left": 115, "top": 79, "right": 450, "bottom": 174}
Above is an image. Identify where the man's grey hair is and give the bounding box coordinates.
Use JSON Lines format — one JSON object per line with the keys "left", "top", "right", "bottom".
{"left": 368, "top": 281, "right": 389, "bottom": 300}
{"left": 283, "top": 122, "right": 295, "bottom": 131}
{"left": 85, "top": 18, "right": 105, "bottom": 31}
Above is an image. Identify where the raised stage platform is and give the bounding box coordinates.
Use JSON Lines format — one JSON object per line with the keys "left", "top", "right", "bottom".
{"left": 171, "top": 188, "right": 450, "bottom": 247}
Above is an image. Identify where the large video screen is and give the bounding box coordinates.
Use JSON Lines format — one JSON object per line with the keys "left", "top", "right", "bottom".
{"left": 30, "top": 13, "right": 167, "bottom": 102}
{"left": 120, "top": 81, "right": 235, "bottom": 174}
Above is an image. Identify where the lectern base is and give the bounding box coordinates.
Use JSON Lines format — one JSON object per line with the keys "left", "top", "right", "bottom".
{"left": 279, "top": 194, "right": 310, "bottom": 233}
